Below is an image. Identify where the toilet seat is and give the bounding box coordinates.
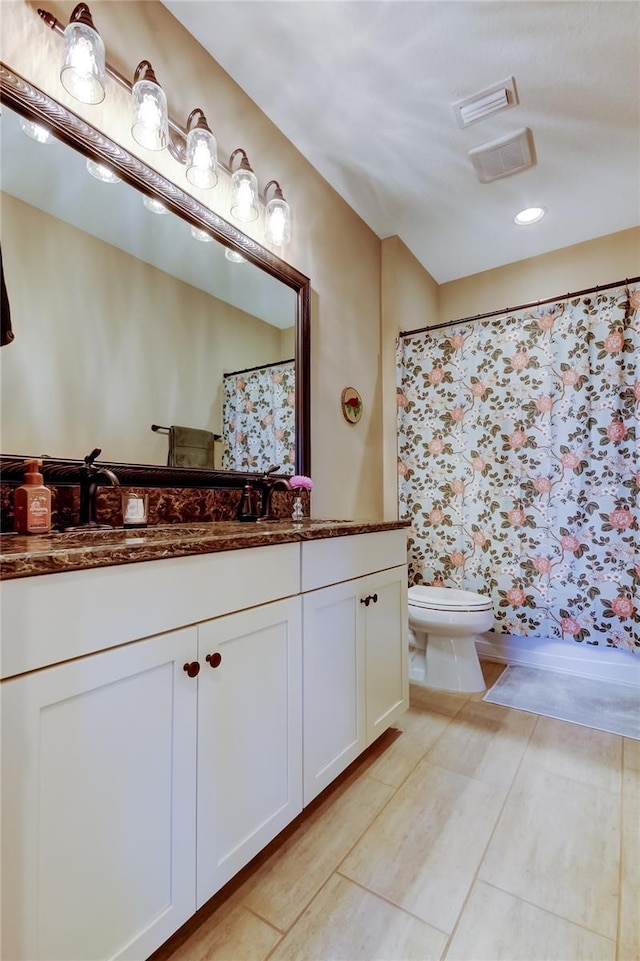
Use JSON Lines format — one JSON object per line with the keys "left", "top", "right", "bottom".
{"left": 408, "top": 585, "right": 493, "bottom": 613}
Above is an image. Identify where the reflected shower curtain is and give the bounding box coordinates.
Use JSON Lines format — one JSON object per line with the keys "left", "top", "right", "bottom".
{"left": 221, "top": 360, "right": 295, "bottom": 473}
{"left": 397, "top": 282, "right": 639, "bottom": 652}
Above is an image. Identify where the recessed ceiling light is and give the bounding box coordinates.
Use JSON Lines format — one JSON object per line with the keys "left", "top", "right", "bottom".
{"left": 514, "top": 206, "right": 545, "bottom": 226}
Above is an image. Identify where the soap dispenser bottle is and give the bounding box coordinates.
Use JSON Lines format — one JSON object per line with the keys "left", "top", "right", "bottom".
{"left": 14, "top": 459, "right": 52, "bottom": 534}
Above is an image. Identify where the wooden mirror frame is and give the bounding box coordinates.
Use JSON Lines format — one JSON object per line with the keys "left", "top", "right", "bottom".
{"left": 0, "top": 63, "right": 311, "bottom": 488}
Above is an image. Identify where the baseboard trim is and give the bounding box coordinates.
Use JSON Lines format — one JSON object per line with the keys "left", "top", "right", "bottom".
{"left": 476, "top": 633, "right": 640, "bottom": 689}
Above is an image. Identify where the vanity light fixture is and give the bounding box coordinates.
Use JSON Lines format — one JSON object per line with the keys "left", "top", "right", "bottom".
{"left": 191, "top": 226, "right": 214, "bottom": 243}
{"left": 86, "top": 158, "right": 121, "bottom": 183}
{"left": 59, "top": 3, "right": 106, "bottom": 105}
{"left": 143, "top": 195, "right": 169, "bottom": 215}
{"left": 131, "top": 61, "right": 168, "bottom": 151}
{"left": 19, "top": 117, "right": 55, "bottom": 144}
{"left": 37, "top": 7, "right": 294, "bottom": 242}
{"left": 225, "top": 248, "right": 247, "bottom": 263}
{"left": 229, "top": 148, "right": 259, "bottom": 222}
{"left": 185, "top": 108, "right": 218, "bottom": 189}
{"left": 514, "top": 206, "right": 546, "bottom": 226}
{"left": 264, "top": 180, "right": 291, "bottom": 247}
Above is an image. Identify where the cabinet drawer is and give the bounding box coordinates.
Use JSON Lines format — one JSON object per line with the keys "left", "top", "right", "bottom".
{"left": 1, "top": 543, "right": 300, "bottom": 679}
{"left": 301, "top": 530, "right": 408, "bottom": 592}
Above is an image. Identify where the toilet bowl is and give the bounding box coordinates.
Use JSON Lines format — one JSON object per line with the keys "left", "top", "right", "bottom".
{"left": 408, "top": 585, "right": 494, "bottom": 693}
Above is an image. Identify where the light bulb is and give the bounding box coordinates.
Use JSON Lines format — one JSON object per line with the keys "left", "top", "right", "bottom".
{"left": 60, "top": 13, "right": 106, "bottom": 105}
{"left": 191, "top": 226, "right": 214, "bottom": 242}
{"left": 20, "top": 118, "right": 55, "bottom": 144}
{"left": 86, "top": 159, "right": 121, "bottom": 183}
{"left": 225, "top": 249, "right": 246, "bottom": 263}
{"left": 131, "top": 63, "right": 168, "bottom": 151}
{"left": 186, "top": 124, "right": 218, "bottom": 189}
{"left": 143, "top": 195, "right": 168, "bottom": 215}
{"left": 264, "top": 181, "right": 291, "bottom": 247}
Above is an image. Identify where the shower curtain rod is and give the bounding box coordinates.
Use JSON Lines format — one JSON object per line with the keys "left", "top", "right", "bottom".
{"left": 398, "top": 275, "right": 639, "bottom": 339}
{"left": 223, "top": 357, "right": 295, "bottom": 378}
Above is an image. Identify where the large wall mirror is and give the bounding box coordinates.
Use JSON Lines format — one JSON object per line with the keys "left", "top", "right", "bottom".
{"left": 0, "top": 64, "right": 310, "bottom": 487}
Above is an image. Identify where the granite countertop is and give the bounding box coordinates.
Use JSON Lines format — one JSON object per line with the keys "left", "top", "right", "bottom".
{"left": 0, "top": 519, "right": 410, "bottom": 580}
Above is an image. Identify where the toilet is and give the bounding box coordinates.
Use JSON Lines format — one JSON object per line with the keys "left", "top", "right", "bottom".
{"left": 408, "top": 585, "right": 494, "bottom": 693}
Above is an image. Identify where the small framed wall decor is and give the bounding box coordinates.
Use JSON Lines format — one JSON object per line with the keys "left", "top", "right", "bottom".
{"left": 341, "top": 387, "right": 363, "bottom": 424}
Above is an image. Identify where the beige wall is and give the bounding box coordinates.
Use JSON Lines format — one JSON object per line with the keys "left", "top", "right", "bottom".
{"left": 381, "top": 236, "right": 439, "bottom": 518}
{"left": 1, "top": 194, "right": 285, "bottom": 464}
{"left": 2, "top": 0, "right": 384, "bottom": 518}
{"left": 438, "top": 227, "right": 640, "bottom": 323}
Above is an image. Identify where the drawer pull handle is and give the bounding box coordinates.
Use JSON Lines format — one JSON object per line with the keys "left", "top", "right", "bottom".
{"left": 183, "top": 661, "right": 200, "bottom": 678}
{"left": 206, "top": 652, "right": 222, "bottom": 669}
{"left": 372, "top": 593, "right": 378, "bottom": 604}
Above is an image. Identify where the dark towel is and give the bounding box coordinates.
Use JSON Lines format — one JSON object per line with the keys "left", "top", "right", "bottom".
{"left": 1, "top": 245, "right": 14, "bottom": 347}
{"left": 168, "top": 425, "right": 217, "bottom": 468}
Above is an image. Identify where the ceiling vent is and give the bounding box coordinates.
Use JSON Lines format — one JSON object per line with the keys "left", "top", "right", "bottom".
{"left": 469, "top": 127, "right": 535, "bottom": 183}
{"left": 453, "top": 77, "right": 518, "bottom": 128}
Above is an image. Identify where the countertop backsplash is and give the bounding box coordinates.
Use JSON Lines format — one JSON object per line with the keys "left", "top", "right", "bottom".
{"left": 0, "top": 481, "right": 308, "bottom": 534}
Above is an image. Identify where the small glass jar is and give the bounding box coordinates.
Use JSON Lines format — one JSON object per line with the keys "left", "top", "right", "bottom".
{"left": 291, "top": 496, "right": 304, "bottom": 522}
{"left": 121, "top": 489, "right": 149, "bottom": 528}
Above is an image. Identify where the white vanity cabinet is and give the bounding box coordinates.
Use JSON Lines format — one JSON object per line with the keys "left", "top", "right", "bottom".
{"left": 0, "top": 527, "right": 407, "bottom": 960}
{"left": 1, "top": 625, "right": 199, "bottom": 961}
{"left": 0, "top": 543, "right": 301, "bottom": 961}
{"left": 301, "top": 530, "right": 409, "bottom": 804}
{"left": 195, "top": 597, "right": 302, "bottom": 906}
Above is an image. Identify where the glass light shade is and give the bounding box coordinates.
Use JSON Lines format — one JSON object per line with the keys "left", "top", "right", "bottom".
{"left": 143, "top": 195, "right": 169, "bottom": 215}
{"left": 60, "top": 20, "right": 106, "bottom": 105}
{"left": 230, "top": 166, "right": 259, "bottom": 222}
{"left": 131, "top": 79, "right": 168, "bottom": 151}
{"left": 20, "top": 118, "right": 55, "bottom": 144}
{"left": 514, "top": 206, "right": 545, "bottom": 225}
{"left": 265, "top": 196, "right": 291, "bottom": 247}
{"left": 86, "top": 158, "right": 121, "bottom": 183}
{"left": 186, "top": 126, "right": 218, "bottom": 189}
{"left": 191, "top": 226, "right": 214, "bottom": 243}
{"left": 225, "top": 248, "right": 246, "bottom": 263}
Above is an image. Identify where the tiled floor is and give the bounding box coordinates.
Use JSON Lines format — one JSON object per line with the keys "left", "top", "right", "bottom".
{"left": 153, "top": 662, "right": 639, "bottom": 961}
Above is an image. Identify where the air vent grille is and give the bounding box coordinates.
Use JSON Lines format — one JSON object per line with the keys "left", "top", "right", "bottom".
{"left": 453, "top": 77, "right": 518, "bottom": 128}
{"left": 469, "top": 128, "right": 535, "bottom": 183}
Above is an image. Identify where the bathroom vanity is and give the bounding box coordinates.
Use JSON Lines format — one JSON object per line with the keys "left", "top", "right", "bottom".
{"left": 0, "top": 520, "right": 408, "bottom": 961}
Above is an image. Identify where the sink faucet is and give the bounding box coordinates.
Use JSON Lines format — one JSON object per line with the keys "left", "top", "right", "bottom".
{"left": 259, "top": 465, "right": 291, "bottom": 520}
{"left": 77, "top": 448, "right": 120, "bottom": 528}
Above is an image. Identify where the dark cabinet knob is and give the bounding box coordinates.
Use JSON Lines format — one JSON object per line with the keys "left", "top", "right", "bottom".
{"left": 360, "top": 593, "right": 379, "bottom": 607}
{"left": 183, "top": 661, "right": 200, "bottom": 678}
{"left": 206, "top": 652, "right": 222, "bottom": 669}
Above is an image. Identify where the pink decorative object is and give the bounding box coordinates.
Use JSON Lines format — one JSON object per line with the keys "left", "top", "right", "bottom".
{"left": 291, "top": 475, "right": 313, "bottom": 490}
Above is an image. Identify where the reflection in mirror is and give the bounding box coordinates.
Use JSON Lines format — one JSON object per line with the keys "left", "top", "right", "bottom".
{"left": 0, "top": 72, "right": 310, "bottom": 480}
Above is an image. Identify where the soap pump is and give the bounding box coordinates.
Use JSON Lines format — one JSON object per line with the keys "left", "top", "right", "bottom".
{"left": 14, "top": 459, "right": 52, "bottom": 534}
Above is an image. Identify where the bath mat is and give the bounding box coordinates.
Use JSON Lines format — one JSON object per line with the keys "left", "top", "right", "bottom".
{"left": 484, "top": 665, "right": 640, "bottom": 739}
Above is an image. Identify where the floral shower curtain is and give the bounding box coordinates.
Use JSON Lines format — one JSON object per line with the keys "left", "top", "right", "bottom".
{"left": 397, "top": 282, "right": 639, "bottom": 653}
{"left": 221, "top": 359, "right": 296, "bottom": 473}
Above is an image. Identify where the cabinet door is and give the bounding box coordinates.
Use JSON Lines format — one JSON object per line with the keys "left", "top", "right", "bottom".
{"left": 196, "top": 597, "right": 302, "bottom": 907}
{"left": 1, "top": 627, "right": 198, "bottom": 961}
{"left": 362, "top": 565, "right": 409, "bottom": 745}
{"left": 302, "top": 581, "right": 366, "bottom": 805}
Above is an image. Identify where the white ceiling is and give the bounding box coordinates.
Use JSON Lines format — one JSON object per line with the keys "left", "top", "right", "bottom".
{"left": 162, "top": 0, "right": 640, "bottom": 284}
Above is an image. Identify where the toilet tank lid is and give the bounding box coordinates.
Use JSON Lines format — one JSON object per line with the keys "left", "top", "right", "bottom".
{"left": 408, "top": 585, "right": 493, "bottom": 611}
